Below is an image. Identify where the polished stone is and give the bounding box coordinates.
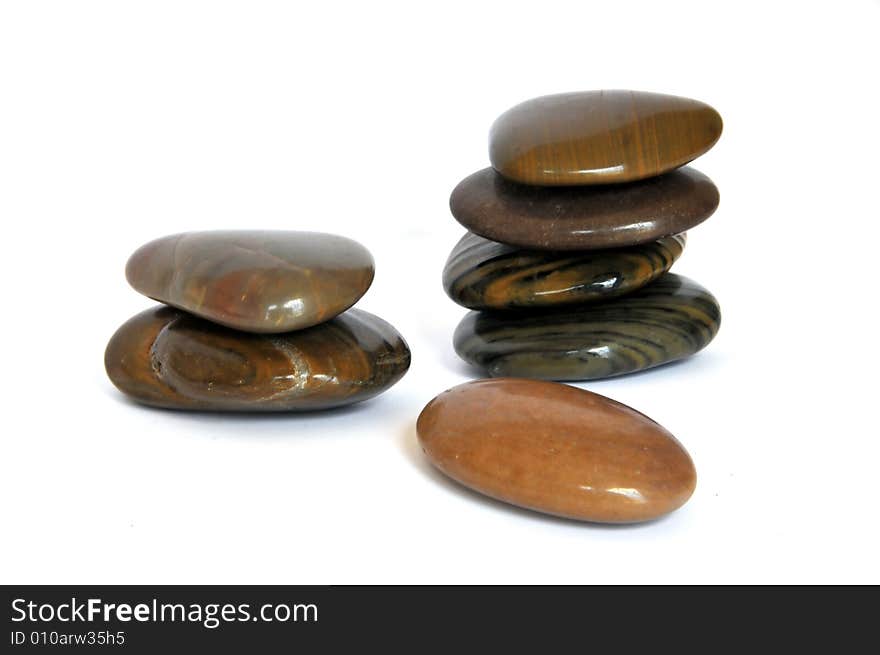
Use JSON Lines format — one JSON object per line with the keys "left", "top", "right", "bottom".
{"left": 450, "top": 167, "right": 718, "bottom": 250}
{"left": 105, "top": 306, "right": 410, "bottom": 411}
{"left": 490, "top": 90, "right": 722, "bottom": 186}
{"left": 417, "top": 378, "right": 696, "bottom": 523}
{"left": 454, "top": 273, "right": 720, "bottom": 380}
{"left": 443, "top": 232, "right": 685, "bottom": 310}
{"left": 126, "top": 231, "right": 374, "bottom": 333}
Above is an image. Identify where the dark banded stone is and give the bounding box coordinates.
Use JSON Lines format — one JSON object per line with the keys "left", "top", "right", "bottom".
{"left": 449, "top": 167, "right": 718, "bottom": 251}
{"left": 105, "top": 306, "right": 410, "bottom": 411}
{"left": 453, "top": 274, "right": 720, "bottom": 381}
{"left": 489, "top": 90, "right": 722, "bottom": 186}
{"left": 443, "top": 232, "right": 685, "bottom": 310}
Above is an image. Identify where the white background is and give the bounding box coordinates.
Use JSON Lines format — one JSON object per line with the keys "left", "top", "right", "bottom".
{"left": 1, "top": 0, "right": 878, "bottom": 584}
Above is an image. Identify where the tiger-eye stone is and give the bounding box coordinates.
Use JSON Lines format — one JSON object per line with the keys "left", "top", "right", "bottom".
{"left": 105, "top": 306, "right": 410, "bottom": 411}
{"left": 453, "top": 273, "right": 720, "bottom": 381}
{"left": 417, "top": 378, "right": 697, "bottom": 523}
{"left": 489, "top": 90, "right": 722, "bottom": 186}
{"left": 450, "top": 167, "right": 718, "bottom": 250}
{"left": 443, "top": 232, "right": 685, "bottom": 310}
{"left": 126, "top": 231, "right": 375, "bottom": 333}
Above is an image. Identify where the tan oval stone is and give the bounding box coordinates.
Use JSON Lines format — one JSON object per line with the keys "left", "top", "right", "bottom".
{"left": 416, "top": 379, "right": 696, "bottom": 523}
{"left": 490, "top": 90, "right": 722, "bottom": 186}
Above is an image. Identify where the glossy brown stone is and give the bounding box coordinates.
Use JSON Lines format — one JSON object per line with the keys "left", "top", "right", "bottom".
{"left": 453, "top": 273, "right": 721, "bottom": 381}
{"left": 105, "top": 306, "right": 410, "bottom": 411}
{"left": 126, "top": 231, "right": 374, "bottom": 333}
{"left": 490, "top": 90, "right": 722, "bottom": 186}
{"left": 443, "top": 232, "right": 685, "bottom": 310}
{"left": 417, "top": 379, "right": 696, "bottom": 523}
{"left": 450, "top": 167, "right": 718, "bottom": 250}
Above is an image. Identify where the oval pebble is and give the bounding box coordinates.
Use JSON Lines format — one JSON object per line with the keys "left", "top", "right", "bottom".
{"left": 450, "top": 166, "right": 718, "bottom": 251}
{"left": 126, "top": 230, "right": 375, "bottom": 333}
{"left": 443, "top": 231, "right": 685, "bottom": 310}
{"left": 417, "top": 378, "right": 697, "bottom": 523}
{"left": 453, "top": 273, "right": 720, "bottom": 381}
{"left": 489, "top": 90, "right": 722, "bottom": 186}
{"left": 105, "top": 306, "right": 410, "bottom": 411}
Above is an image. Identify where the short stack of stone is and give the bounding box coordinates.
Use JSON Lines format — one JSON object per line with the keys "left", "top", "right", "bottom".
{"left": 444, "top": 90, "right": 723, "bottom": 380}
{"left": 105, "top": 230, "right": 410, "bottom": 410}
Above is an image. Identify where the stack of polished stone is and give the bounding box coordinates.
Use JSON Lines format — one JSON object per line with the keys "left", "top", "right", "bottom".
{"left": 105, "top": 230, "right": 410, "bottom": 410}
{"left": 444, "top": 90, "right": 723, "bottom": 381}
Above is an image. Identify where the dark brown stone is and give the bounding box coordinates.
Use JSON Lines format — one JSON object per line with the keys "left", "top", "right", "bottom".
{"left": 450, "top": 167, "right": 718, "bottom": 250}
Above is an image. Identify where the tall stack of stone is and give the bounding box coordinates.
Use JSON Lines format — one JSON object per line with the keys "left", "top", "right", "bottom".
{"left": 444, "top": 90, "right": 723, "bottom": 380}
{"left": 105, "top": 230, "right": 410, "bottom": 410}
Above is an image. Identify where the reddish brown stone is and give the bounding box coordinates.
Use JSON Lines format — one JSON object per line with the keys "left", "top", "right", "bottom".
{"left": 417, "top": 379, "right": 696, "bottom": 523}
{"left": 450, "top": 167, "right": 718, "bottom": 250}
